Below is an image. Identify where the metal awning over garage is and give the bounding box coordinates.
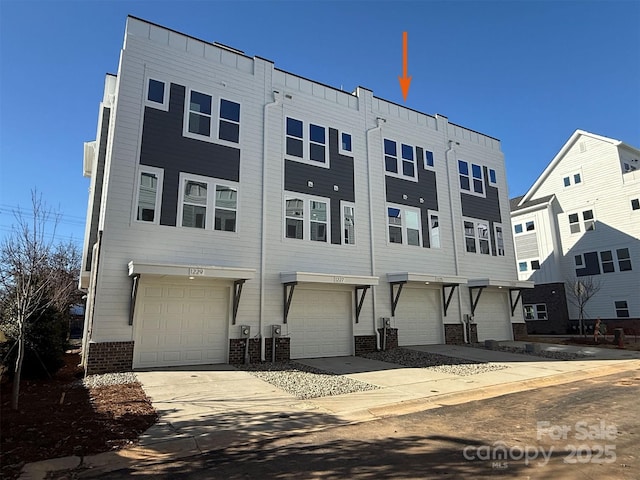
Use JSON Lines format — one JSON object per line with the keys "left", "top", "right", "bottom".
{"left": 280, "top": 271, "right": 379, "bottom": 324}
{"left": 467, "top": 278, "right": 534, "bottom": 316}
{"left": 386, "top": 272, "right": 467, "bottom": 317}
{"left": 127, "top": 261, "right": 256, "bottom": 325}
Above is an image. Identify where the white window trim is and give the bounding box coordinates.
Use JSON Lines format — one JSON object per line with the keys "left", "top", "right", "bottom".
{"left": 182, "top": 86, "right": 242, "bottom": 147}
{"left": 340, "top": 200, "right": 356, "bottom": 246}
{"left": 518, "top": 261, "right": 529, "bottom": 273}
{"left": 488, "top": 168, "right": 498, "bottom": 186}
{"left": 574, "top": 253, "right": 584, "bottom": 267}
{"left": 614, "top": 300, "right": 630, "bottom": 318}
{"left": 423, "top": 148, "right": 435, "bottom": 171}
{"left": 132, "top": 166, "right": 164, "bottom": 225}
{"left": 458, "top": 160, "right": 486, "bottom": 198}
{"left": 387, "top": 203, "right": 423, "bottom": 246}
{"left": 493, "top": 222, "right": 505, "bottom": 256}
{"left": 144, "top": 76, "right": 169, "bottom": 111}
{"left": 524, "top": 303, "right": 548, "bottom": 320}
{"left": 598, "top": 250, "right": 616, "bottom": 274}
{"left": 513, "top": 218, "right": 535, "bottom": 236}
{"left": 463, "top": 217, "right": 490, "bottom": 255}
{"left": 428, "top": 209, "right": 440, "bottom": 248}
{"left": 284, "top": 116, "right": 330, "bottom": 169}
{"left": 338, "top": 131, "right": 353, "bottom": 156}
{"left": 383, "top": 139, "right": 418, "bottom": 182}
{"left": 562, "top": 169, "right": 583, "bottom": 188}
{"left": 517, "top": 257, "right": 540, "bottom": 272}
{"left": 177, "top": 172, "right": 239, "bottom": 234}
{"left": 283, "top": 192, "right": 331, "bottom": 242}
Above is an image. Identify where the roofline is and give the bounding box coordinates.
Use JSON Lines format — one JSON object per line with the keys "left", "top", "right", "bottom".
{"left": 511, "top": 195, "right": 556, "bottom": 215}
{"left": 520, "top": 129, "right": 627, "bottom": 205}
{"left": 126, "top": 16, "right": 499, "bottom": 141}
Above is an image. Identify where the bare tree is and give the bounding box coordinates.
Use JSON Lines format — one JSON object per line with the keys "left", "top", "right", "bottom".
{"left": 565, "top": 275, "right": 602, "bottom": 337}
{"left": 0, "top": 192, "right": 80, "bottom": 409}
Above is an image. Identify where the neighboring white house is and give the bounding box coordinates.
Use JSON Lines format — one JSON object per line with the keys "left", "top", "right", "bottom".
{"left": 511, "top": 130, "right": 640, "bottom": 334}
{"left": 79, "top": 16, "right": 530, "bottom": 374}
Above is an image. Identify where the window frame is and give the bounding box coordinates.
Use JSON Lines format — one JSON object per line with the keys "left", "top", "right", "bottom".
{"left": 339, "top": 131, "right": 353, "bottom": 156}
{"left": 616, "top": 248, "right": 632, "bottom": 272}
{"left": 494, "top": 223, "right": 505, "bottom": 256}
{"left": 463, "top": 218, "right": 490, "bottom": 255}
{"left": 144, "top": 77, "right": 169, "bottom": 111}
{"left": 284, "top": 116, "right": 330, "bottom": 168}
{"left": 386, "top": 203, "right": 423, "bottom": 247}
{"left": 218, "top": 98, "right": 241, "bottom": 144}
{"left": 183, "top": 87, "right": 242, "bottom": 146}
{"left": 488, "top": 168, "right": 497, "bottom": 186}
{"left": 524, "top": 303, "right": 547, "bottom": 320}
{"left": 133, "top": 166, "right": 164, "bottom": 225}
{"left": 283, "top": 192, "right": 331, "bottom": 243}
{"left": 631, "top": 198, "right": 640, "bottom": 211}
{"left": 177, "top": 172, "right": 240, "bottom": 233}
{"left": 568, "top": 212, "right": 581, "bottom": 234}
{"left": 562, "top": 170, "right": 583, "bottom": 188}
{"left": 599, "top": 250, "right": 615, "bottom": 273}
{"left": 614, "top": 300, "right": 630, "bottom": 318}
{"left": 340, "top": 200, "right": 356, "bottom": 246}
{"left": 424, "top": 149, "right": 435, "bottom": 170}
{"left": 428, "top": 210, "right": 440, "bottom": 248}
{"left": 458, "top": 160, "right": 485, "bottom": 197}
{"left": 383, "top": 138, "right": 418, "bottom": 182}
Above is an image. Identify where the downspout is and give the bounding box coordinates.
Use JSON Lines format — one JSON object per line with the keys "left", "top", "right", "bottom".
{"left": 445, "top": 139, "right": 468, "bottom": 343}
{"left": 366, "top": 117, "right": 385, "bottom": 350}
{"left": 259, "top": 90, "right": 281, "bottom": 361}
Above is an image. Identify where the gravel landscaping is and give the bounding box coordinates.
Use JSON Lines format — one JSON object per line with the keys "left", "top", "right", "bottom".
{"left": 359, "top": 348, "right": 509, "bottom": 376}
{"left": 75, "top": 371, "right": 139, "bottom": 388}
{"left": 242, "top": 361, "right": 380, "bottom": 399}
{"left": 471, "top": 343, "right": 584, "bottom": 360}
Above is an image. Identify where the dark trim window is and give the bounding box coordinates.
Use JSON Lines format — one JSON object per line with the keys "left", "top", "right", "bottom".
{"left": 616, "top": 248, "right": 632, "bottom": 271}
{"left": 631, "top": 198, "right": 640, "bottom": 210}
{"left": 524, "top": 304, "right": 547, "bottom": 320}
{"left": 615, "top": 300, "right": 630, "bottom": 318}
{"left": 531, "top": 260, "right": 541, "bottom": 270}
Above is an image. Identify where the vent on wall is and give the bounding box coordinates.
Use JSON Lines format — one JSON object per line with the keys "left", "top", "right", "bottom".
{"left": 579, "top": 141, "right": 587, "bottom": 153}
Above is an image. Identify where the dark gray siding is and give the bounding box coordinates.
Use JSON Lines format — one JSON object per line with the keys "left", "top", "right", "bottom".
{"left": 384, "top": 146, "right": 439, "bottom": 247}
{"left": 577, "top": 251, "right": 601, "bottom": 276}
{"left": 85, "top": 107, "right": 110, "bottom": 271}
{"left": 140, "top": 83, "right": 240, "bottom": 226}
{"left": 284, "top": 128, "right": 354, "bottom": 245}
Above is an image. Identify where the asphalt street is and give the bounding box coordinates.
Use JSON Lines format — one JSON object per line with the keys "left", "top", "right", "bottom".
{"left": 81, "top": 368, "right": 640, "bottom": 480}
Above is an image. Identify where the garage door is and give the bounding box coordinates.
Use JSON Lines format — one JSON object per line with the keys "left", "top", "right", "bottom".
{"left": 474, "top": 290, "right": 512, "bottom": 341}
{"left": 134, "top": 281, "right": 229, "bottom": 368}
{"left": 396, "top": 287, "right": 442, "bottom": 346}
{"left": 288, "top": 289, "right": 352, "bottom": 359}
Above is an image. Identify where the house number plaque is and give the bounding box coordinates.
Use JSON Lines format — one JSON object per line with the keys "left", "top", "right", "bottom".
{"left": 189, "top": 267, "right": 205, "bottom": 276}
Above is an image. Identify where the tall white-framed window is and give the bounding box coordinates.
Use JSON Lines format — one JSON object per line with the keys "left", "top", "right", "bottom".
{"left": 429, "top": 211, "right": 440, "bottom": 248}
{"left": 183, "top": 87, "right": 241, "bottom": 145}
{"left": 387, "top": 204, "right": 422, "bottom": 246}
{"left": 424, "top": 149, "right": 435, "bottom": 169}
{"left": 218, "top": 99, "right": 241, "bottom": 143}
{"left": 185, "top": 89, "right": 213, "bottom": 139}
{"left": 494, "top": 223, "right": 505, "bottom": 256}
{"left": 384, "top": 139, "right": 417, "bottom": 181}
{"left": 463, "top": 218, "right": 490, "bottom": 254}
{"left": 616, "top": 248, "right": 632, "bottom": 271}
{"left": 459, "top": 160, "right": 485, "bottom": 196}
{"left": 341, "top": 201, "right": 356, "bottom": 245}
{"left": 285, "top": 116, "right": 329, "bottom": 167}
{"left": 339, "top": 131, "right": 352, "bottom": 155}
{"left": 384, "top": 139, "right": 398, "bottom": 174}
{"left": 177, "top": 173, "right": 239, "bottom": 232}
{"left": 568, "top": 212, "right": 581, "bottom": 233}
{"left": 145, "top": 77, "right": 169, "bottom": 111}
{"left": 401, "top": 143, "right": 416, "bottom": 178}
{"left": 488, "top": 168, "right": 497, "bottom": 186}
{"left": 134, "top": 166, "right": 164, "bottom": 224}
{"left": 284, "top": 193, "right": 330, "bottom": 242}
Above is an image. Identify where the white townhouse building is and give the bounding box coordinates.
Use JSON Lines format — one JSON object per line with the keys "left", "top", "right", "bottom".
{"left": 80, "top": 17, "right": 530, "bottom": 374}
{"left": 511, "top": 130, "right": 640, "bottom": 335}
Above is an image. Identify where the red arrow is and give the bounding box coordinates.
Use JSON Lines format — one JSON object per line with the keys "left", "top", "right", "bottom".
{"left": 398, "top": 31, "right": 412, "bottom": 102}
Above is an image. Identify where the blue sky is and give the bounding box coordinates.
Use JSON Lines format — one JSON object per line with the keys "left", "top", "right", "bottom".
{"left": 1, "top": 0, "right": 639, "bottom": 245}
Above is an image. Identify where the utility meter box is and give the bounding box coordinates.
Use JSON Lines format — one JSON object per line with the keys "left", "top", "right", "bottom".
{"left": 272, "top": 324, "right": 282, "bottom": 337}
{"left": 240, "top": 325, "right": 251, "bottom": 338}
{"left": 381, "top": 317, "right": 391, "bottom": 327}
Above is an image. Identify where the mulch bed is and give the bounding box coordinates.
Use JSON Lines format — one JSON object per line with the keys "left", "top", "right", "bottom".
{"left": 1, "top": 352, "right": 157, "bottom": 480}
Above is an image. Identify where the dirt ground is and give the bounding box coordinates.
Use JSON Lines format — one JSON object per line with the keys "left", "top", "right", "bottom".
{"left": 0, "top": 353, "right": 157, "bottom": 480}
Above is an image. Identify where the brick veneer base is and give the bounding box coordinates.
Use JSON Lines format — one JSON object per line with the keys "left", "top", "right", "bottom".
{"left": 378, "top": 328, "right": 398, "bottom": 350}
{"left": 512, "top": 323, "right": 527, "bottom": 340}
{"left": 445, "top": 324, "right": 464, "bottom": 344}
{"left": 229, "top": 338, "right": 262, "bottom": 364}
{"left": 354, "top": 335, "right": 377, "bottom": 355}
{"left": 264, "top": 337, "right": 291, "bottom": 362}
{"left": 85, "top": 341, "right": 134, "bottom": 375}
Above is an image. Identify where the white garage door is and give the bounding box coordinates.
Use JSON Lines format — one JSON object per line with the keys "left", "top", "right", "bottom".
{"left": 474, "top": 290, "right": 512, "bottom": 341}
{"left": 134, "top": 281, "right": 229, "bottom": 368}
{"left": 288, "top": 289, "right": 352, "bottom": 359}
{"left": 396, "top": 287, "right": 442, "bottom": 346}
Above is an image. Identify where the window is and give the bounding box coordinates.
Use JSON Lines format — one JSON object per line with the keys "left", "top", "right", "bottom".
{"left": 401, "top": 144, "right": 415, "bottom": 177}
{"left": 387, "top": 205, "right": 421, "bottom": 246}
{"left": 384, "top": 139, "right": 398, "bottom": 174}
{"left": 574, "top": 255, "right": 583, "bottom": 267}
{"left": 563, "top": 176, "right": 571, "bottom": 187}
{"left": 340, "top": 132, "right": 352, "bottom": 154}
{"left": 459, "top": 161, "right": 470, "bottom": 191}
{"left": 424, "top": 150, "right": 434, "bottom": 168}
{"left": 309, "top": 124, "right": 326, "bottom": 163}
{"left": 531, "top": 260, "right": 541, "bottom": 270}
{"left": 341, "top": 202, "right": 355, "bottom": 245}
{"left": 430, "top": 214, "right": 440, "bottom": 248}
{"left": 525, "top": 221, "right": 535, "bottom": 231}
{"left": 574, "top": 173, "right": 582, "bottom": 184}
{"left": 563, "top": 172, "right": 583, "bottom": 187}
{"left": 489, "top": 168, "right": 497, "bottom": 185}
{"left": 214, "top": 185, "right": 237, "bottom": 232}
{"left": 286, "top": 117, "right": 303, "bottom": 158}
{"left": 284, "top": 195, "right": 329, "bottom": 242}
{"left": 615, "top": 301, "right": 630, "bottom": 318}
{"left": 599, "top": 251, "right": 615, "bottom": 273}
{"left": 514, "top": 223, "right": 523, "bottom": 234}
{"left": 524, "top": 304, "right": 547, "bottom": 320}
{"left": 182, "top": 180, "right": 207, "bottom": 228}
{"left": 464, "top": 219, "right": 489, "bottom": 254}
{"left": 135, "top": 168, "right": 163, "bottom": 223}
{"left": 631, "top": 198, "right": 640, "bottom": 211}
{"left": 219, "top": 99, "right": 240, "bottom": 143}
{"left": 519, "top": 261, "right": 528, "bottom": 272}
{"left": 187, "top": 90, "right": 212, "bottom": 137}
{"left": 583, "top": 210, "right": 595, "bottom": 231}
{"left": 472, "top": 164, "right": 484, "bottom": 194}
{"left": 494, "top": 225, "right": 504, "bottom": 256}
{"left": 459, "top": 160, "right": 484, "bottom": 195}
{"left": 178, "top": 174, "right": 239, "bottom": 232}
{"left": 616, "top": 248, "right": 632, "bottom": 271}
{"left": 147, "top": 79, "right": 165, "bottom": 104}
{"left": 568, "top": 213, "right": 580, "bottom": 234}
